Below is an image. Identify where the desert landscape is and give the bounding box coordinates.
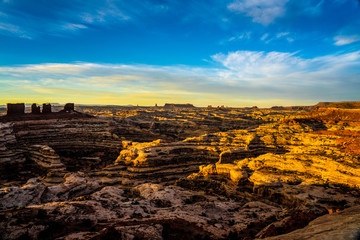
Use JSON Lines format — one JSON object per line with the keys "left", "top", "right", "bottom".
{"left": 0, "top": 102, "right": 359, "bottom": 239}
{"left": 1, "top": 0, "right": 360, "bottom": 239}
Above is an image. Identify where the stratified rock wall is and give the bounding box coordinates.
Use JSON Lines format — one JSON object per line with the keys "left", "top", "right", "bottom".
{"left": 0, "top": 118, "right": 123, "bottom": 184}
{"left": 0, "top": 123, "right": 26, "bottom": 182}
{"left": 27, "top": 145, "right": 67, "bottom": 184}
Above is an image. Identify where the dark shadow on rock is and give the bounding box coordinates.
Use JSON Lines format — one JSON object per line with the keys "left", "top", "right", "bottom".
{"left": 219, "top": 135, "right": 288, "bottom": 165}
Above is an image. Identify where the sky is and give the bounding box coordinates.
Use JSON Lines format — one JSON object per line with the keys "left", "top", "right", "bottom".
{"left": 0, "top": 0, "right": 360, "bottom": 107}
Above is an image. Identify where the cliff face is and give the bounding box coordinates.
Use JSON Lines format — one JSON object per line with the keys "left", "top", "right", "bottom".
{"left": 0, "top": 117, "right": 124, "bottom": 185}
{"left": 0, "top": 106, "right": 359, "bottom": 240}
{"left": 0, "top": 123, "right": 27, "bottom": 182}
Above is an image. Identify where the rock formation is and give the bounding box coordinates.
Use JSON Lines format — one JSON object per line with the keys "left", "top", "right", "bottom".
{"left": 163, "top": 103, "right": 195, "bottom": 108}
{"left": 6, "top": 103, "right": 25, "bottom": 115}
{"left": 31, "top": 103, "right": 41, "bottom": 114}
{"left": 27, "top": 145, "right": 67, "bottom": 184}
{"left": 0, "top": 123, "right": 27, "bottom": 184}
{"left": 262, "top": 205, "right": 360, "bottom": 240}
{"left": 42, "top": 103, "right": 52, "bottom": 114}
{"left": 64, "top": 103, "right": 75, "bottom": 112}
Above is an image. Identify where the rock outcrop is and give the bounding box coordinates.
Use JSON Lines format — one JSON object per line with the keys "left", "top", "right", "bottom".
{"left": 262, "top": 205, "right": 360, "bottom": 240}
{"left": 0, "top": 123, "right": 27, "bottom": 183}
{"left": 0, "top": 118, "right": 123, "bottom": 185}
{"left": 42, "top": 103, "right": 52, "bottom": 114}
{"left": 6, "top": 103, "right": 25, "bottom": 115}
{"left": 64, "top": 103, "right": 75, "bottom": 112}
{"left": 31, "top": 104, "right": 41, "bottom": 114}
{"left": 27, "top": 145, "right": 67, "bottom": 184}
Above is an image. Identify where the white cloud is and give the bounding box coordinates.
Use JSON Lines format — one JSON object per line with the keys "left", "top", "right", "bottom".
{"left": 0, "top": 0, "right": 166, "bottom": 38}
{"left": 61, "top": 23, "right": 88, "bottom": 31}
{"left": 277, "top": 32, "right": 294, "bottom": 42}
{"left": 276, "top": 32, "right": 289, "bottom": 38}
{"left": 211, "top": 50, "right": 360, "bottom": 92}
{"left": 260, "top": 32, "right": 294, "bottom": 44}
{"left": 0, "top": 22, "right": 32, "bottom": 39}
{"left": 211, "top": 51, "right": 305, "bottom": 79}
{"left": 334, "top": 35, "right": 360, "bottom": 46}
{"left": 228, "top": 0, "right": 289, "bottom": 25}
{"left": 228, "top": 32, "right": 251, "bottom": 42}
{"left": 261, "top": 33, "right": 269, "bottom": 41}
{"left": 303, "top": 0, "right": 325, "bottom": 15}
{"left": 79, "top": 5, "right": 130, "bottom": 24}
{"left": 1, "top": 51, "right": 360, "bottom": 106}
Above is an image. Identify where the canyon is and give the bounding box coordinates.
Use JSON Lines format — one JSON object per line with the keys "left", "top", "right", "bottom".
{"left": 0, "top": 103, "right": 359, "bottom": 239}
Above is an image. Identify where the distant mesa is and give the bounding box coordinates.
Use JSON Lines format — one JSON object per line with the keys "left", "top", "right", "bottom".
{"left": 42, "top": 104, "right": 52, "bottom": 114}
{"left": 7, "top": 103, "right": 75, "bottom": 116}
{"left": 63, "top": 103, "right": 75, "bottom": 113}
{"left": 271, "top": 106, "right": 305, "bottom": 110}
{"left": 164, "top": 103, "right": 195, "bottom": 108}
{"left": 2, "top": 103, "right": 90, "bottom": 122}
{"left": 270, "top": 101, "right": 360, "bottom": 111}
{"left": 314, "top": 101, "right": 360, "bottom": 109}
{"left": 31, "top": 104, "right": 41, "bottom": 114}
{"left": 6, "top": 103, "right": 25, "bottom": 115}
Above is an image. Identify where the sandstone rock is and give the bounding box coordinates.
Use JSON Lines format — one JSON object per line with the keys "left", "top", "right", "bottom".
{"left": 0, "top": 172, "right": 101, "bottom": 209}
{"left": 6, "top": 103, "right": 25, "bottom": 115}
{"left": 64, "top": 103, "right": 75, "bottom": 112}
{"left": 262, "top": 205, "right": 360, "bottom": 240}
{"left": 0, "top": 177, "right": 47, "bottom": 209}
{"left": 42, "top": 103, "right": 52, "bottom": 114}
{"left": 31, "top": 103, "right": 41, "bottom": 114}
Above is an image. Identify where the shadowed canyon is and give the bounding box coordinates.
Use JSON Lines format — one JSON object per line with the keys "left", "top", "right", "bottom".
{"left": 0, "top": 102, "right": 359, "bottom": 240}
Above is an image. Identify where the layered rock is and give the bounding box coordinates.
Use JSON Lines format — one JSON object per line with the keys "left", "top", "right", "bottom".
{"left": 262, "top": 205, "right": 360, "bottom": 240}
{"left": 0, "top": 117, "right": 124, "bottom": 186}
{"left": 88, "top": 139, "right": 217, "bottom": 186}
{"left": 27, "top": 145, "right": 67, "bottom": 184}
{"left": 0, "top": 123, "right": 26, "bottom": 184}
{"left": 0, "top": 106, "right": 360, "bottom": 239}
{"left": 83, "top": 106, "right": 271, "bottom": 140}
{"left": 12, "top": 118, "right": 122, "bottom": 170}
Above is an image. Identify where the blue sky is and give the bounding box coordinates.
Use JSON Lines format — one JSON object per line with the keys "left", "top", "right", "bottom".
{"left": 0, "top": 0, "right": 360, "bottom": 107}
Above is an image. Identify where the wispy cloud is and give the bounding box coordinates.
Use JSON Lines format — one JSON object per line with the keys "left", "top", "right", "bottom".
{"left": 211, "top": 51, "right": 305, "bottom": 80}
{"left": 276, "top": 32, "right": 289, "bottom": 38}
{"left": 228, "top": 32, "right": 251, "bottom": 42}
{"left": 228, "top": 0, "right": 289, "bottom": 25}
{"left": 276, "top": 32, "right": 294, "bottom": 42}
{"left": 334, "top": 35, "right": 360, "bottom": 46}
{"left": 211, "top": 50, "right": 360, "bottom": 101}
{"left": 0, "top": 22, "right": 32, "bottom": 39}
{"left": 260, "top": 32, "right": 294, "bottom": 44}
{"left": 0, "top": 0, "right": 170, "bottom": 38}
{"left": 61, "top": 23, "right": 88, "bottom": 31}
{"left": 261, "top": 33, "right": 269, "bottom": 41}
{"left": 1, "top": 49, "right": 360, "bottom": 106}
{"left": 303, "top": 0, "right": 326, "bottom": 15}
